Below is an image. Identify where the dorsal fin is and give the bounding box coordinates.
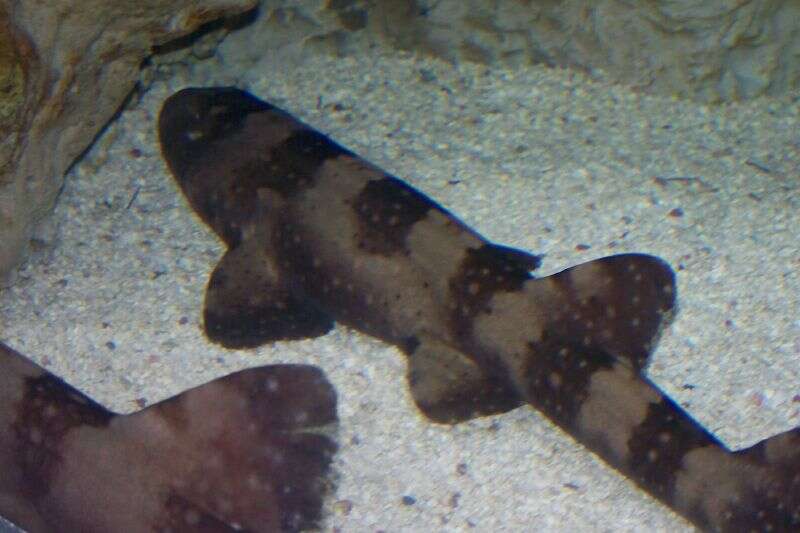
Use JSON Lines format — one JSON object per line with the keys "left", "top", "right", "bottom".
{"left": 534, "top": 253, "right": 676, "bottom": 373}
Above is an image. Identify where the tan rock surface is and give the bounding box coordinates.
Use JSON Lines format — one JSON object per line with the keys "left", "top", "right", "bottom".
{"left": 0, "top": 0, "right": 256, "bottom": 282}
{"left": 235, "top": 1, "right": 800, "bottom": 103}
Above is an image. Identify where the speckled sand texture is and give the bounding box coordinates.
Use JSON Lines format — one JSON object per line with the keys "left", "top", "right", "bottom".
{"left": 1, "top": 37, "right": 798, "bottom": 532}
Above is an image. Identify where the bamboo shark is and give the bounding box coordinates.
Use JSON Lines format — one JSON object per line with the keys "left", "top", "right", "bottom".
{"left": 159, "top": 87, "right": 800, "bottom": 532}
{"left": 0, "top": 341, "right": 337, "bottom": 532}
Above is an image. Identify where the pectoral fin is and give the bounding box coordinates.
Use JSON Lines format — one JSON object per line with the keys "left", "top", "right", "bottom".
{"left": 404, "top": 334, "right": 522, "bottom": 424}
{"left": 204, "top": 240, "right": 334, "bottom": 348}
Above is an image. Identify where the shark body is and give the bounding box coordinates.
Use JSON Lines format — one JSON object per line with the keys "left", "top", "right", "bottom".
{"left": 159, "top": 87, "right": 800, "bottom": 532}
{"left": 0, "top": 341, "right": 337, "bottom": 532}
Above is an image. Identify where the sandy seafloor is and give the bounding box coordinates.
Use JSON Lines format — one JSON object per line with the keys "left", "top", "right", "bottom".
{"left": 1, "top": 23, "right": 799, "bottom": 533}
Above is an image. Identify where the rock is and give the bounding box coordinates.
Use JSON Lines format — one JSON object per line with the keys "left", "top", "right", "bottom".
{"left": 233, "top": 0, "right": 800, "bottom": 103}
{"left": 0, "top": 0, "right": 256, "bottom": 283}
{"left": 392, "top": 0, "right": 800, "bottom": 102}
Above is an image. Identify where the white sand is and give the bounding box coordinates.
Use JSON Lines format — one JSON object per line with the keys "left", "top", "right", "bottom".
{"left": 1, "top": 26, "right": 798, "bottom": 533}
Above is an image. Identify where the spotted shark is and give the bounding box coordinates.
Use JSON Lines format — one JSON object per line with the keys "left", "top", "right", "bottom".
{"left": 158, "top": 87, "right": 800, "bottom": 532}
{"left": 0, "top": 341, "right": 337, "bottom": 532}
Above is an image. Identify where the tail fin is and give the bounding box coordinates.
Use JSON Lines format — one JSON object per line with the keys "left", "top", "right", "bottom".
{"left": 0, "top": 342, "right": 337, "bottom": 532}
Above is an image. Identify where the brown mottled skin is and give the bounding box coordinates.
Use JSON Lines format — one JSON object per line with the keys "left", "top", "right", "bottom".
{"left": 0, "top": 342, "right": 337, "bottom": 532}
{"left": 159, "top": 87, "right": 800, "bottom": 532}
